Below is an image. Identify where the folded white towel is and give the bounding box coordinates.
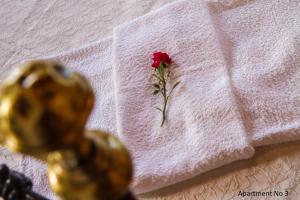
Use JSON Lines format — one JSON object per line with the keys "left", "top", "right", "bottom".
{"left": 112, "top": 0, "right": 253, "bottom": 193}
{"left": 208, "top": 0, "right": 300, "bottom": 146}
{"left": 26, "top": 0, "right": 299, "bottom": 196}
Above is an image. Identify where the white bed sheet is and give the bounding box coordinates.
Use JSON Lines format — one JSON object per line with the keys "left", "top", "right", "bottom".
{"left": 0, "top": 0, "right": 299, "bottom": 199}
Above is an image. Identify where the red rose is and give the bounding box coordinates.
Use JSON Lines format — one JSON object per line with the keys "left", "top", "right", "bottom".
{"left": 151, "top": 51, "right": 179, "bottom": 126}
{"left": 152, "top": 52, "right": 172, "bottom": 68}
{"left": 152, "top": 60, "right": 160, "bottom": 68}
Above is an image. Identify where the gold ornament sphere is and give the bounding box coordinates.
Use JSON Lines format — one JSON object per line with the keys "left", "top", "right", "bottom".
{"left": 0, "top": 61, "right": 134, "bottom": 200}
{"left": 47, "top": 130, "right": 133, "bottom": 200}
{"left": 0, "top": 61, "right": 94, "bottom": 157}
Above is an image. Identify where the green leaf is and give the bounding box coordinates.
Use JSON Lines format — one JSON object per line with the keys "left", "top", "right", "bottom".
{"left": 167, "top": 70, "right": 171, "bottom": 78}
{"left": 155, "top": 107, "right": 163, "bottom": 112}
{"left": 153, "top": 90, "right": 159, "bottom": 95}
{"left": 172, "top": 81, "right": 181, "bottom": 90}
{"left": 153, "top": 84, "right": 160, "bottom": 89}
{"left": 152, "top": 74, "right": 161, "bottom": 81}
{"left": 169, "top": 81, "right": 181, "bottom": 96}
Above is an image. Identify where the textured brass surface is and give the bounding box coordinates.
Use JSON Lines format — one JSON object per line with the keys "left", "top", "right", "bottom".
{"left": 0, "top": 61, "right": 133, "bottom": 200}
{"left": 0, "top": 61, "right": 94, "bottom": 157}
{"left": 48, "top": 131, "right": 133, "bottom": 200}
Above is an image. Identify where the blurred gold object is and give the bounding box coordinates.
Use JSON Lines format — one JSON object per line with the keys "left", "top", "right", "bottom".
{"left": 0, "top": 61, "right": 134, "bottom": 200}
{"left": 0, "top": 61, "right": 94, "bottom": 157}
{"left": 48, "top": 131, "right": 133, "bottom": 200}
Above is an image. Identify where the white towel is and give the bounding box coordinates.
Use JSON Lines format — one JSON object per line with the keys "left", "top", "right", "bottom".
{"left": 112, "top": 0, "right": 254, "bottom": 193}
{"left": 208, "top": 0, "right": 300, "bottom": 146}
{"left": 29, "top": 0, "right": 299, "bottom": 195}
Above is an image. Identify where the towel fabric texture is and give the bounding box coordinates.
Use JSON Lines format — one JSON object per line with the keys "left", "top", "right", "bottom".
{"left": 209, "top": 0, "right": 300, "bottom": 146}
{"left": 42, "top": 0, "right": 300, "bottom": 194}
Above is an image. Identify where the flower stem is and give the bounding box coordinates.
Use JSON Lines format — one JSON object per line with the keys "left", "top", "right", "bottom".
{"left": 160, "top": 65, "right": 167, "bottom": 127}
{"left": 161, "top": 95, "right": 167, "bottom": 127}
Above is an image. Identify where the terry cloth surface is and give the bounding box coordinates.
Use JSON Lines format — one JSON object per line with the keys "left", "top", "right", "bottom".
{"left": 25, "top": 0, "right": 300, "bottom": 196}
{"left": 112, "top": 0, "right": 254, "bottom": 193}
{"left": 207, "top": 0, "right": 300, "bottom": 146}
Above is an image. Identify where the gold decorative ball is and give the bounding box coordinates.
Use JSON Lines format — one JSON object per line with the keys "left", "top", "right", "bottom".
{"left": 0, "top": 61, "right": 94, "bottom": 157}
{"left": 47, "top": 130, "right": 133, "bottom": 200}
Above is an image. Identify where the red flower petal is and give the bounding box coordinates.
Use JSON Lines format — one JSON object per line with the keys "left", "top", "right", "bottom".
{"left": 152, "top": 60, "right": 160, "bottom": 68}
{"left": 152, "top": 52, "right": 162, "bottom": 61}
{"left": 152, "top": 52, "right": 172, "bottom": 65}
